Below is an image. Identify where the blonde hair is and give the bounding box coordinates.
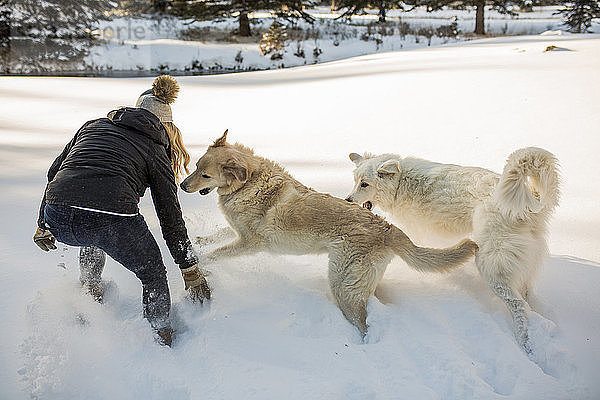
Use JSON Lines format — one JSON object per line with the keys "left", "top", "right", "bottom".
{"left": 162, "top": 122, "right": 191, "bottom": 182}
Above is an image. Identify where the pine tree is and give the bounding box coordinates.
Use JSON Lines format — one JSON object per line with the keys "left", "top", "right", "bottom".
{"left": 259, "top": 20, "right": 288, "bottom": 58}
{"left": 336, "top": 1, "right": 406, "bottom": 23}
{"left": 555, "top": 0, "right": 600, "bottom": 32}
{"left": 417, "top": 0, "right": 524, "bottom": 35}
{"left": 173, "top": 1, "right": 315, "bottom": 37}
{"left": 7, "top": 0, "right": 113, "bottom": 72}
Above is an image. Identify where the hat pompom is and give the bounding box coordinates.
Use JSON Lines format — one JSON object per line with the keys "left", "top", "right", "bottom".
{"left": 152, "top": 75, "right": 179, "bottom": 104}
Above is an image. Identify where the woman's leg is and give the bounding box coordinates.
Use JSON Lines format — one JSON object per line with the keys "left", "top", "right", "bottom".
{"left": 73, "top": 211, "right": 172, "bottom": 333}
{"left": 46, "top": 205, "right": 108, "bottom": 301}
{"left": 79, "top": 246, "right": 106, "bottom": 302}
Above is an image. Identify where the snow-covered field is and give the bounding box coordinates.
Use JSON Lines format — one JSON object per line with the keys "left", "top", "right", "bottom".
{"left": 1, "top": 32, "right": 599, "bottom": 399}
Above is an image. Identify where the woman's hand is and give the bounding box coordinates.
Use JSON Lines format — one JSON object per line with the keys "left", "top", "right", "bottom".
{"left": 33, "top": 227, "right": 57, "bottom": 251}
{"left": 181, "top": 264, "right": 211, "bottom": 303}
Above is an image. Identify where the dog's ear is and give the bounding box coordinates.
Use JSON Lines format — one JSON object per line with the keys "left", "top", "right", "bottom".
{"left": 377, "top": 160, "right": 401, "bottom": 175}
{"left": 213, "top": 129, "right": 229, "bottom": 147}
{"left": 349, "top": 153, "right": 363, "bottom": 164}
{"left": 222, "top": 158, "right": 248, "bottom": 184}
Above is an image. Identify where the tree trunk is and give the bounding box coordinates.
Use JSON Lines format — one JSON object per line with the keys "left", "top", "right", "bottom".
{"left": 0, "top": 7, "right": 10, "bottom": 73}
{"left": 239, "top": 12, "right": 251, "bottom": 36}
{"left": 331, "top": 0, "right": 335, "bottom": 12}
{"left": 474, "top": 1, "right": 485, "bottom": 35}
{"left": 378, "top": 3, "right": 386, "bottom": 23}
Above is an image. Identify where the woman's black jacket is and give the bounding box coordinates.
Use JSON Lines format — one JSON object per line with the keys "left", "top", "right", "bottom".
{"left": 37, "top": 107, "right": 198, "bottom": 270}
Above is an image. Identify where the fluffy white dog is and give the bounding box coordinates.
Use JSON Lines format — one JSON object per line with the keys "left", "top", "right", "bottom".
{"left": 346, "top": 147, "right": 560, "bottom": 353}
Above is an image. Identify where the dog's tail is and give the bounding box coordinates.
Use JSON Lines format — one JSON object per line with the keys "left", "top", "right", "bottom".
{"left": 387, "top": 226, "right": 478, "bottom": 273}
{"left": 494, "top": 147, "right": 560, "bottom": 221}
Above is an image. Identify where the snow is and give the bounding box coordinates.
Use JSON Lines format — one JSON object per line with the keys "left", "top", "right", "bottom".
{"left": 1, "top": 33, "right": 600, "bottom": 399}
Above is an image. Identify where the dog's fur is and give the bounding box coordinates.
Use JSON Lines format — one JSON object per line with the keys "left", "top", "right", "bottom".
{"left": 181, "top": 131, "right": 478, "bottom": 335}
{"left": 346, "top": 148, "right": 560, "bottom": 352}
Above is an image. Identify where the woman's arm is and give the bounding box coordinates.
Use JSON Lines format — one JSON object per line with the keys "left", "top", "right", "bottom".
{"left": 148, "top": 144, "right": 199, "bottom": 269}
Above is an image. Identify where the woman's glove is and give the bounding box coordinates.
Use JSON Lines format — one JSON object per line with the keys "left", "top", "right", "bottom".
{"left": 33, "top": 227, "right": 57, "bottom": 251}
{"left": 181, "top": 264, "right": 211, "bottom": 303}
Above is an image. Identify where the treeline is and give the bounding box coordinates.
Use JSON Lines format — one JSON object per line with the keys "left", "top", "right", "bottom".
{"left": 160, "top": 0, "right": 596, "bottom": 36}
{"left": 138, "top": 0, "right": 594, "bottom": 36}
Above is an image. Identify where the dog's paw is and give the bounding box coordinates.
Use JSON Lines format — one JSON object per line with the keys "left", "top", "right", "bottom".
{"left": 203, "top": 252, "right": 220, "bottom": 263}
{"left": 195, "top": 236, "right": 214, "bottom": 246}
{"left": 195, "top": 227, "right": 235, "bottom": 246}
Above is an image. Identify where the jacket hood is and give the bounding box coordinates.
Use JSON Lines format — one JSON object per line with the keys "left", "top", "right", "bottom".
{"left": 107, "top": 107, "right": 169, "bottom": 147}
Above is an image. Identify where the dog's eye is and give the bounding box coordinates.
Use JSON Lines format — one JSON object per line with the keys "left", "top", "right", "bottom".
{"left": 201, "top": 174, "right": 211, "bottom": 179}
{"left": 360, "top": 182, "right": 369, "bottom": 188}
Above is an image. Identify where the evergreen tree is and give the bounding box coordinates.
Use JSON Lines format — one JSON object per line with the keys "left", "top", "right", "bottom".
{"left": 8, "top": 0, "right": 113, "bottom": 72}
{"left": 173, "top": 0, "right": 315, "bottom": 37}
{"left": 336, "top": 0, "right": 406, "bottom": 23}
{"left": 555, "top": 0, "right": 600, "bottom": 32}
{"left": 259, "top": 20, "right": 288, "bottom": 58}
{"left": 417, "top": 0, "right": 524, "bottom": 35}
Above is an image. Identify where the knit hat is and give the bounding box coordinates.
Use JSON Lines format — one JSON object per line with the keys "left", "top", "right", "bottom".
{"left": 135, "top": 75, "right": 180, "bottom": 123}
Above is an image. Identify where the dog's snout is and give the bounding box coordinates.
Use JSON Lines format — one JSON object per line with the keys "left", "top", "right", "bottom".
{"left": 180, "top": 180, "right": 188, "bottom": 192}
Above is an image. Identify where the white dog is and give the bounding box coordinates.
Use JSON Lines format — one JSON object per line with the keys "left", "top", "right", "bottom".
{"left": 346, "top": 147, "right": 560, "bottom": 352}
{"left": 180, "top": 131, "right": 478, "bottom": 335}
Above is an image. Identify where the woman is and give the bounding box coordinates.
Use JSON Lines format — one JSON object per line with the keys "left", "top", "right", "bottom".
{"left": 33, "top": 75, "right": 210, "bottom": 346}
